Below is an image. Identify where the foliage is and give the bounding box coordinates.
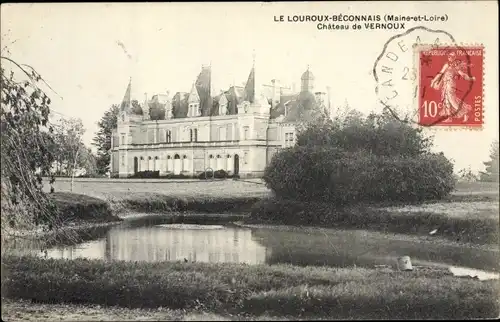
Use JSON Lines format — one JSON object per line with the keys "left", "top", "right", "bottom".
{"left": 51, "top": 117, "right": 86, "bottom": 176}
{"left": 458, "top": 167, "right": 479, "bottom": 183}
{"left": 264, "top": 110, "right": 453, "bottom": 205}
{"left": 2, "top": 255, "right": 498, "bottom": 319}
{"left": 92, "top": 104, "right": 119, "bottom": 175}
{"left": 131, "top": 170, "right": 160, "bottom": 179}
{"left": 264, "top": 147, "right": 455, "bottom": 204}
{"left": 131, "top": 99, "right": 143, "bottom": 115}
{"left": 198, "top": 169, "right": 228, "bottom": 179}
{"left": 113, "top": 193, "right": 260, "bottom": 214}
{"left": 148, "top": 100, "right": 166, "bottom": 120}
{"left": 296, "top": 111, "right": 434, "bottom": 157}
{"left": 479, "top": 140, "right": 499, "bottom": 182}
{"left": 0, "top": 55, "right": 57, "bottom": 236}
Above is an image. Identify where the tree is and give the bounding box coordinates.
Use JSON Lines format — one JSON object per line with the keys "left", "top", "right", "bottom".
{"left": 297, "top": 110, "right": 434, "bottom": 157}
{"left": 52, "top": 117, "right": 86, "bottom": 175}
{"left": 1, "top": 54, "right": 57, "bottom": 236}
{"left": 264, "top": 108, "right": 454, "bottom": 204}
{"left": 92, "top": 104, "right": 119, "bottom": 175}
{"left": 458, "top": 167, "right": 479, "bottom": 182}
{"left": 479, "top": 140, "right": 499, "bottom": 182}
{"left": 149, "top": 100, "right": 166, "bottom": 120}
{"left": 78, "top": 147, "right": 98, "bottom": 177}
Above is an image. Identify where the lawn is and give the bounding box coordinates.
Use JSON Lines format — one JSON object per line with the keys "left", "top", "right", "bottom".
{"left": 2, "top": 255, "right": 499, "bottom": 320}
{"left": 43, "top": 178, "right": 271, "bottom": 200}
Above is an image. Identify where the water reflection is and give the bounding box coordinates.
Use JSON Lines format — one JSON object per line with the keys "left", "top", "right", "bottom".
{"left": 12, "top": 221, "right": 498, "bottom": 275}
{"left": 44, "top": 225, "right": 267, "bottom": 264}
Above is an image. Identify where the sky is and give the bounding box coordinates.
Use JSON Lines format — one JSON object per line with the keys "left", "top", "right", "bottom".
{"left": 1, "top": 1, "right": 498, "bottom": 173}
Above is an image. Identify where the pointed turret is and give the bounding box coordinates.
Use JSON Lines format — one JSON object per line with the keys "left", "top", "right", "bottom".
{"left": 120, "top": 77, "right": 132, "bottom": 112}
{"left": 142, "top": 92, "right": 150, "bottom": 120}
{"left": 243, "top": 51, "right": 270, "bottom": 113}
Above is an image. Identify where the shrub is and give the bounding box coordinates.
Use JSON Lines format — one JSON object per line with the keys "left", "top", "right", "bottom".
{"left": 264, "top": 147, "right": 455, "bottom": 204}
{"left": 214, "top": 169, "right": 228, "bottom": 179}
{"left": 164, "top": 173, "right": 191, "bottom": 179}
{"left": 130, "top": 171, "right": 160, "bottom": 179}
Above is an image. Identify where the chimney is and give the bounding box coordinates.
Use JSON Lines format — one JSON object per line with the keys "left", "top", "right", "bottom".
{"left": 271, "top": 79, "right": 280, "bottom": 107}
{"left": 326, "top": 86, "right": 332, "bottom": 111}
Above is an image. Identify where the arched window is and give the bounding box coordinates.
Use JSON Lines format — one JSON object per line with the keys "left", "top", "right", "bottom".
{"left": 140, "top": 157, "right": 144, "bottom": 160}
{"left": 167, "top": 155, "right": 171, "bottom": 160}
{"left": 216, "top": 155, "right": 221, "bottom": 158}
{"left": 148, "top": 156, "right": 152, "bottom": 160}
{"left": 227, "top": 154, "right": 231, "bottom": 158}
{"left": 155, "top": 156, "right": 159, "bottom": 160}
{"left": 183, "top": 155, "right": 187, "bottom": 159}
{"left": 174, "top": 154, "right": 180, "bottom": 159}
{"left": 209, "top": 154, "right": 214, "bottom": 159}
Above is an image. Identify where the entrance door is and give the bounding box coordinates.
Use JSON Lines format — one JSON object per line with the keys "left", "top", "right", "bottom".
{"left": 133, "top": 157, "right": 139, "bottom": 174}
{"left": 234, "top": 154, "right": 239, "bottom": 175}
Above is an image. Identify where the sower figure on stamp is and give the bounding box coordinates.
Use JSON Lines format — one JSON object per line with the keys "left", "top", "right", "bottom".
{"left": 430, "top": 50, "right": 476, "bottom": 122}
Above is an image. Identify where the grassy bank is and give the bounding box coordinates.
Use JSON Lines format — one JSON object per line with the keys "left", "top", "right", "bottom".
{"left": 0, "top": 298, "right": 291, "bottom": 321}
{"left": 49, "top": 192, "right": 121, "bottom": 224}
{"left": 247, "top": 197, "right": 499, "bottom": 246}
{"left": 109, "top": 193, "right": 262, "bottom": 215}
{"left": 2, "top": 255, "right": 499, "bottom": 319}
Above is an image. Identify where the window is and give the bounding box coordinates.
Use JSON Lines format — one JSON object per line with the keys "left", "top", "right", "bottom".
{"left": 243, "top": 126, "right": 249, "bottom": 140}
{"left": 285, "top": 132, "right": 295, "bottom": 147}
{"left": 244, "top": 152, "right": 248, "bottom": 164}
{"left": 121, "top": 135, "right": 125, "bottom": 145}
{"left": 190, "top": 129, "right": 193, "bottom": 142}
{"left": 194, "top": 129, "right": 198, "bottom": 142}
{"left": 121, "top": 155, "right": 125, "bottom": 166}
{"left": 166, "top": 130, "right": 172, "bottom": 143}
{"left": 122, "top": 114, "right": 125, "bottom": 122}
{"left": 219, "top": 127, "right": 227, "bottom": 141}
{"left": 197, "top": 104, "right": 202, "bottom": 116}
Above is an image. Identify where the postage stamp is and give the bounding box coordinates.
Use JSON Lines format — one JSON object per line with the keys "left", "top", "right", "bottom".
{"left": 415, "top": 44, "right": 484, "bottom": 128}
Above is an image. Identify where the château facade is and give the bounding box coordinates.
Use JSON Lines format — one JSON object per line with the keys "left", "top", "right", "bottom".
{"left": 110, "top": 60, "right": 331, "bottom": 178}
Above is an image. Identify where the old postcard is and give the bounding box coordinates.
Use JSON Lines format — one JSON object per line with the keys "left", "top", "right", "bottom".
{"left": 1, "top": 1, "right": 498, "bottom": 321}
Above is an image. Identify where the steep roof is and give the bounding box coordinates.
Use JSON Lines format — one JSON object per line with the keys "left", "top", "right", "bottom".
{"left": 301, "top": 69, "right": 315, "bottom": 80}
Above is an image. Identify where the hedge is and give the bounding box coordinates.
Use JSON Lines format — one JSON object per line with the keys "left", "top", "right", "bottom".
{"left": 263, "top": 147, "right": 456, "bottom": 205}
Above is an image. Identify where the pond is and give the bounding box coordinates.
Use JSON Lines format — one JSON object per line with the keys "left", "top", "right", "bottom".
{"left": 10, "top": 214, "right": 500, "bottom": 278}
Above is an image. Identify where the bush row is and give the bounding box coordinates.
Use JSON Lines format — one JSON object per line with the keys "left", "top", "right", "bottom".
{"left": 128, "top": 170, "right": 241, "bottom": 180}
{"left": 264, "top": 147, "right": 456, "bottom": 205}
{"left": 247, "top": 198, "right": 499, "bottom": 246}
{"left": 1, "top": 255, "right": 498, "bottom": 319}
{"left": 114, "top": 194, "right": 261, "bottom": 214}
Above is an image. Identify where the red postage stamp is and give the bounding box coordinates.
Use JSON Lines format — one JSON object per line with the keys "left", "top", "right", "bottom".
{"left": 416, "top": 45, "right": 484, "bottom": 127}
